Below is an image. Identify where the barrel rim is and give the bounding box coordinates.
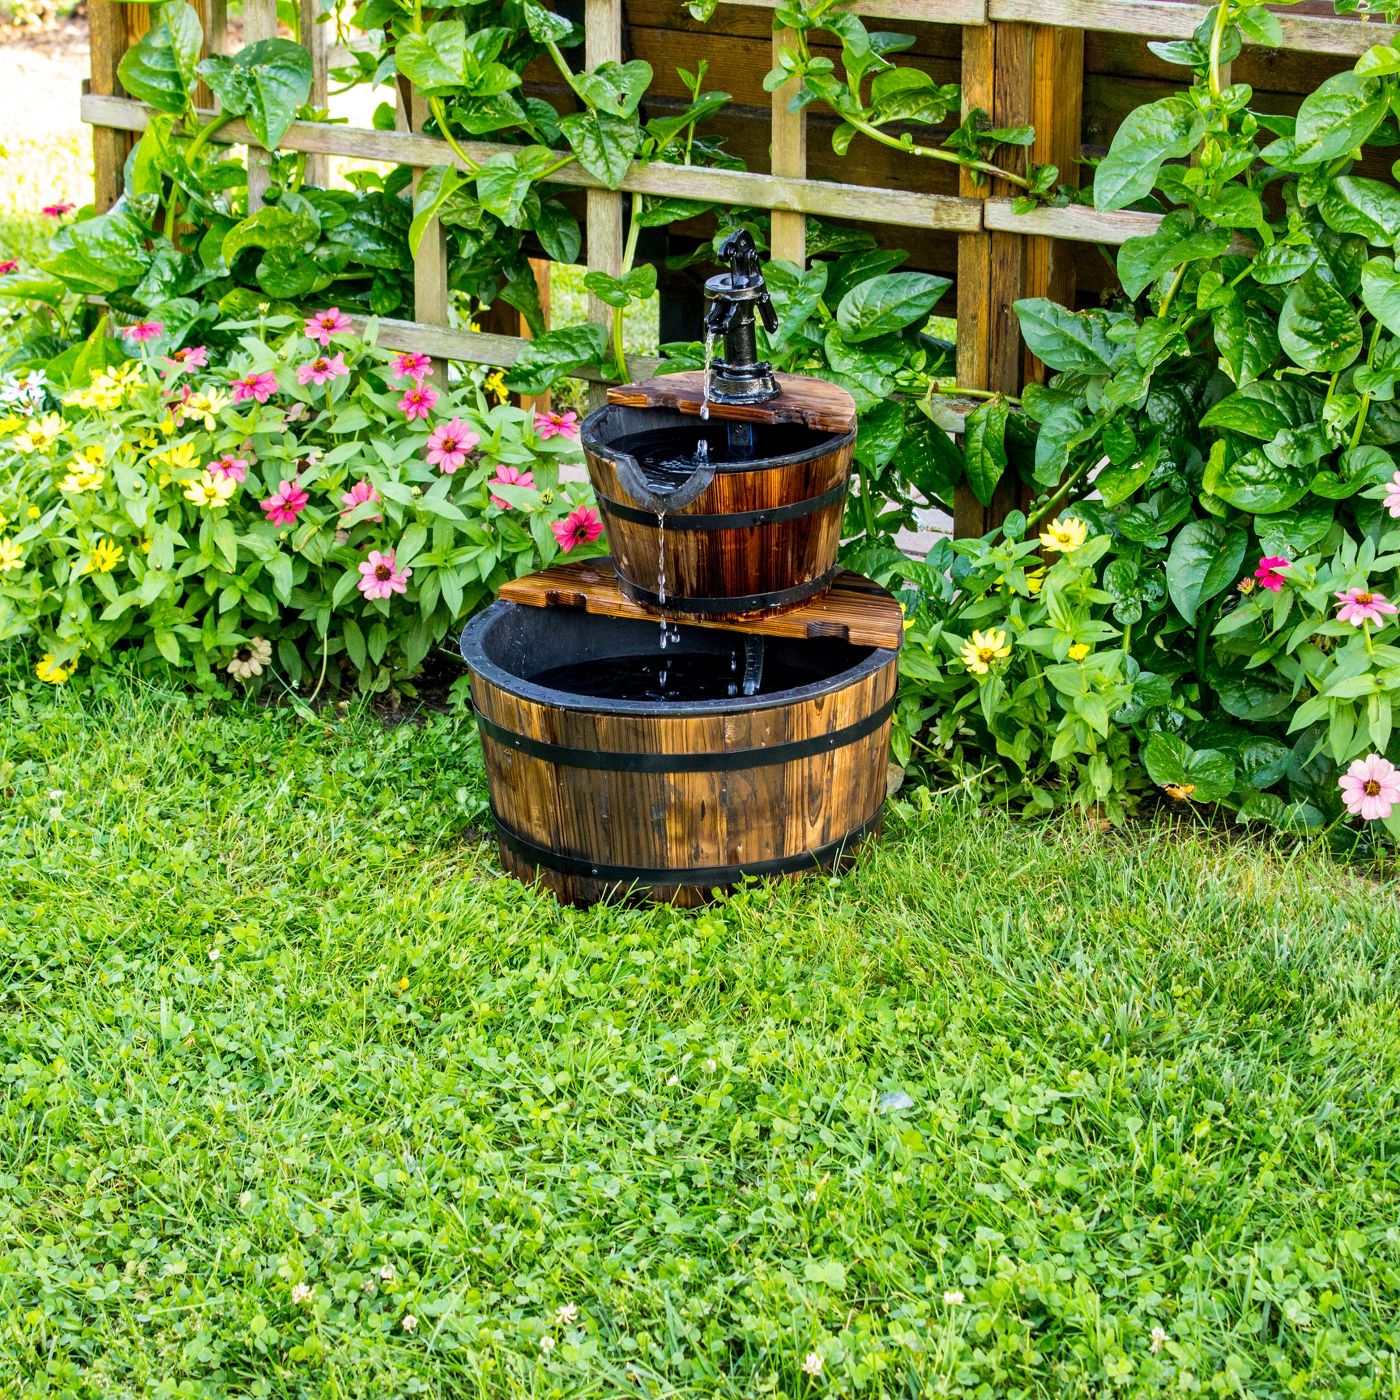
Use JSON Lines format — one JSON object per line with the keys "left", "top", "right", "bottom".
{"left": 580, "top": 404, "right": 856, "bottom": 474}
{"left": 459, "top": 599, "right": 895, "bottom": 718}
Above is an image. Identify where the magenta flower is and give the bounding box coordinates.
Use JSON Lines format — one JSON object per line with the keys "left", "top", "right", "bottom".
{"left": 425, "top": 417, "right": 479, "bottom": 474}
{"left": 0, "top": 259, "right": 18, "bottom": 276}
{"left": 340, "top": 478, "right": 382, "bottom": 521}
{"left": 357, "top": 548, "right": 411, "bottom": 601}
{"left": 1339, "top": 753, "right": 1400, "bottom": 822}
{"left": 489, "top": 464, "right": 535, "bottom": 509}
{"left": 296, "top": 353, "right": 349, "bottom": 387}
{"left": 42, "top": 202, "right": 75, "bottom": 218}
{"left": 1254, "top": 556, "right": 1289, "bottom": 592}
{"left": 534, "top": 409, "right": 580, "bottom": 442}
{"left": 121, "top": 320, "right": 164, "bottom": 344}
{"left": 209, "top": 454, "right": 248, "bottom": 483}
{"left": 165, "top": 344, "right": 209, "bottom": 371}
{"left": 260, "top": 479, "right": 310, "bottom": 526}
{"left": 391, "top": 351, "right": 432, "bottom": 383}
{"left": 399, "top": 383, "right": 439, "bottom": 421}
{"left": 552, "top": 505, "right": 604, "bottom": 553}
{"left": 1384, "top": 470, "right": 1400, "bottom": 520}
{"left": 1335, "top": 588, "right": 1399, "bottom": 627}
{"left": 231, "top": 370, "right": 278, "bottom": 404}
{"left": 305, "top": 307, "right": 352, "bottom": 347}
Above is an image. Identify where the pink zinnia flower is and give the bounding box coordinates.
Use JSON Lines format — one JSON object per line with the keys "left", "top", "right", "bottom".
{"left": 399, "top": 383, "right": 439, "bottom": 420}
{"left": 357, "top": 548, "right": 411, "bottom": 600}
{"left": 121, "top": 320, "right": 164, "bottom": 344}
{"left": 165, "top": 344, "right": 208, "bottom": 371}
{"left": 340, "top": 478, "right": 382, "bottom": 521}
{"left": 230, "top": 370, "right": 278, "bottom": 404}
{"left": 1335, "top": 588, "right": 1399, "bottom": 627}
{"left": 534, "top": 410, "right": 580, "bottom": 442}
{"left": 1384, "top": 470, "right": 1400, "bottom": 520}
{"left": 1339, "top": 753, "right": 1400, "bottom": 822}
{"left": 42, "top": 202, "right": 74, "bottom": 218}
{"left": 425, "top": 417, "right": 479, "bottom": 474}
{"left": 0, "top": 259, "right": 18, "bottom": 275}
{"left": 391, "top": 351, "right": 432, "bottom": 383}
{"left": 305, "top": 307, "right": 352, "bottom": 347}
{"left": 209, "top": 454, "right": 248, "bottom": 483}
{"left": 489, "top": 464, "right": 535, "bottom": 509}
{"left": 296, "top": 353, "right": 349, "bottom": 387}
{"left": 261, "top": 479, "right": 309, "bottom": 526}
{"left": 552, "top": 505, "right": 603, "bottom": 553}
{"left": 1254, "top": 556, "right": 1289, "bottom": 592}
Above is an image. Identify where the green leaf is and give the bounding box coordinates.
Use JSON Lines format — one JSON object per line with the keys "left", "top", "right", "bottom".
{"left": 1362, "top": 256, "right": 1400, "bottom": 336}
{"left": 1142, "top": 733, "right": 1236, "bottom": 803}
{"left": 583, "top": 264, "right": 656, "bottom": 308}
{"left": 503, "top": 324, "right": 608, "bottom": 394}
{"left": 1293, "top": 71, "right": 1387, "bottom": 165}
{"left": 559, "top": 110, "right": 639, "bottom": 188}
{"left": 1093, "top": 96, "right": 1204, "bottom": 212}
{"left": 1116, "top": 212, "right": 1229, "bottom": 301}
{"left": 409, "top": 164, "right": 461, "bottom": 257}
{"left": 395, "top": 23, "right": 466, "bottom": 94}
{"left": 197, "top": 38, "right": 312, "bottom": 149}
{"left": 1312, "top": 444, "right": 1394, "bottom": 500}
{"left": 223, "top": 204, "right": 318, "bottom": 263}
{"left": 834, "top": 272, "right": 950, "bottom": 343}
{"left": 962, "top": 396, "right": 1008, "bottom": 508}
{"left": 475, "top": 147, "right": 558, "bottom": 227}
{"left": 572, "top": 60, "right": 653, "bottom": 119}
{"left": 1208, "top": 447, "right": 1313, "bottom": 513}
{"left": 1201, "top": 379, "right": 1320, "bottom": 440}
{"left": 1318, "top": 175, "right": 1400, "bottom": 245}
{"left": 531, "top": 200, "right": 582, "bottom": 263}
{"left": 1165, "top": 519, "right": 1246, "bottom": 624}
{"left": 1014, "top": 299, "right": 1119, "bottom": 375}
{"left": 1278, "top": 268, "right": 1362, "bottom": 373}
{"left": 118, "top": 0, "right": 204, "bottom": 114}
{"left": 523, "top": 0, "right": 576, "bottom": 45}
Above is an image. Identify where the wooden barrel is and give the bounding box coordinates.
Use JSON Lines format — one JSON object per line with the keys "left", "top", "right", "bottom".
{"left": 581, "top": 403, "right": 855, "bottom": 620}
{"left": 460, "top": 602, "right": 897, "bottom": 907}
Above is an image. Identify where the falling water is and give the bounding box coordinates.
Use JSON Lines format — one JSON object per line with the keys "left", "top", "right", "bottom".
{"left": 699, "top": 329, "right": 717, "bottom": 422}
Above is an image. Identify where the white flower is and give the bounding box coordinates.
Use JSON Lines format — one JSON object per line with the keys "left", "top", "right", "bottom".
{"left": 704, "top": 1058, "right": 717, "bottom": 1072}
{"left": 801, "top": 1351, "right": 823, "bottom": 1376}
{"left": 401, "top": 1313, "right": 418, "bottom": 1333}
{"left": 943, "top": 1289, "right": 964, "bottom": 1306}
{"left": 1150, "top": 1325, "right": 1168, "bottom": 1354}
{"left": 555, "top": 1303, "right": 578, "bottom": 1325}
{"left": 380, "top": 1263, "right": 396, "bottom": 1283}
{"left": 208, "top": 947, "right": 220, "bottom": 962}
{"left": 539, "top": 1334, "right": 556, "bottom": 1353}
{"left": 227, "top": 636, "right": 273, "bottom": 680}
{"left": 291, "top": 1282, "right": 313, "bottom": 1304}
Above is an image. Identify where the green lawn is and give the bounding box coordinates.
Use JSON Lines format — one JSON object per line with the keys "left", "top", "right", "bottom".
{"left": 3, "top": 670, "right": 1399, "bottom": 1397}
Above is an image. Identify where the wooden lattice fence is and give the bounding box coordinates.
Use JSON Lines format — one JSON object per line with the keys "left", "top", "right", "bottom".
{"left": 82, "top": 0, "right": 1395, "bottom": 532}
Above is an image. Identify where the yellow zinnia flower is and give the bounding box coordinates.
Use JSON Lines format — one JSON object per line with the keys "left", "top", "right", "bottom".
{"left": 178, "top": 388, "right": 228, "bottom": 429}
{"left": 59, "top": 464, "right": 106, "bottom": 493}
{"left": 183, "top": 474, "right": 238, "bottom": 509}
{"left": 483, "top": 370, "right": 509, "bottom": 404}
{"left": 0, "top": 537, "right": 23, "bottom": 573}
{"left": 1068, "top": 642, "right": 1090, "bottom": 661}
{"left": 36, "top": 652, "right": 77, "bottom": 685}
{"left": 152, "top": 439, "right": 199, "bottom": 472}
{"left": 15, "top": 413, "right": 64, "bottom": 454}
{"left": 81, "top": 538, "right": 124, "bottom": 575}
{"left": 1025, "top": 568, "right": 1046, "bottom": 596}
{"left": 1038, "top": 516, "right": 1088, "bottom": 555}
{"left": 960, "top": 627, "right": 1012, "bottom": 675}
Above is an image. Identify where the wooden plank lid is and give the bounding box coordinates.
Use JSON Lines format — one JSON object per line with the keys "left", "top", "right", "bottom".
{"left": 606, "top": 371, "right": 857, "bottom": 436}
{"left": 498, "top": 558, "right": 903, "bottom": 651}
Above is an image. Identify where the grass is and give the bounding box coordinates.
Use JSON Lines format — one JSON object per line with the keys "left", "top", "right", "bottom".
{"left": 3, "top": 671, "right": 1400, "bottom": 1397}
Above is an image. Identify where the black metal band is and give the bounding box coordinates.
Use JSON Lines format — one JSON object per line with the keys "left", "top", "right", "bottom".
{"left": 596, "top": 481, "right": 848, "bottom": 532}
{"left": 474, "top": 693, "right": 894, "bottom": 772}
{"left": 492, "top": 807, "right": 883, "bottom": 887}
{"left": 617, "top": 566, "right": 841, "bottom": 615}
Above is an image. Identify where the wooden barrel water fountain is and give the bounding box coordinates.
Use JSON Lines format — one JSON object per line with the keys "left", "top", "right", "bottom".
{"left": 461, "top": 232, "right": 902, "bottom": 906}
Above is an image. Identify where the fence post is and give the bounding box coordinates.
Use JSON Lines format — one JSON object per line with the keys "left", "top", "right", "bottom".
{"left": 584, "top": 0, "right": 625, "bottom": 405}
{"left": 89, "top": 1, "right": 151, "bottom": 213}
{"left": 953, "top": 19, "right": 1083, "bottom": 537}
{"left": 769, "top": 24, "right": 806, "bottom": 268}
{"left": 407, "top": 90, "right": 452, "bottom": 389}
{"left": 244, "top": 0, "right": 279, "bottom": 212}
{"left": 300, "top": 0, "right": 331, "bottom": 189}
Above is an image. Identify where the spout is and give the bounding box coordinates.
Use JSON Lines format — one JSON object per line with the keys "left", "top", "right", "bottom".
{"left": 705, "top": 298, "right": 735, "bottom": 336}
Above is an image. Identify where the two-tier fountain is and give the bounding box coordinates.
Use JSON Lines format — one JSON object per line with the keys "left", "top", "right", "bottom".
{"left": 460, "top": 232, "right": 903, "bottom": 906}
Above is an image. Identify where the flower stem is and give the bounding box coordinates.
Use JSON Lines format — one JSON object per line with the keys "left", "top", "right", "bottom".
{"left": 1207, "top": 0, "right": 1231, "bottom": 102}
{"left": 843, "top": 115, "right": 1033, "bottom": 191}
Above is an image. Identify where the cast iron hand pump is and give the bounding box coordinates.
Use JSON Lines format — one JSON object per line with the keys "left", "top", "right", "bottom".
{"left": 703, "top": 229, "right": 780, "bottom": 404}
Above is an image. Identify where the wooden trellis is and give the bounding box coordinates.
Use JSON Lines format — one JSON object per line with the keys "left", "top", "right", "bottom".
{"left": 84, "top": 0, "right": 1394, "bottom": 529}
